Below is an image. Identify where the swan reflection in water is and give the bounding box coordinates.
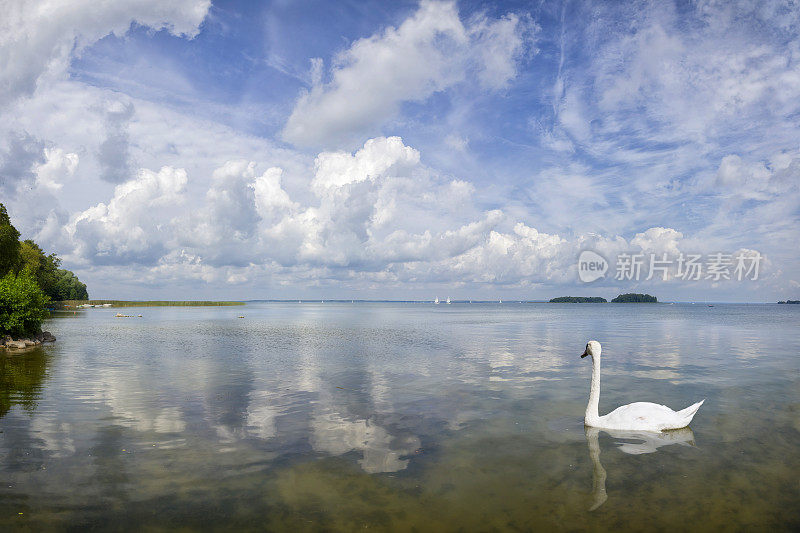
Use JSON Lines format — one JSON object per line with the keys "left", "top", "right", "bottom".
{"left": 585, "top": 426, "right": 696, "bottom": 511}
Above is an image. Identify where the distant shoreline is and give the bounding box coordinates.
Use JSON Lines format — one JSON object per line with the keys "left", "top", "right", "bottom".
{"left": 47, "top": 300, "right": 790, "bottom": 309}
{"left": 243, "top": 300, "right": 778, "bottom": 304}
{"left": 53, "top": 300, "right": 245, "bottom": 309}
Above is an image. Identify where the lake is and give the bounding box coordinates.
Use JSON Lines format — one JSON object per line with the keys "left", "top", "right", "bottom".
{"left": 1, "top": 302, "right": 798, "bottom": 531}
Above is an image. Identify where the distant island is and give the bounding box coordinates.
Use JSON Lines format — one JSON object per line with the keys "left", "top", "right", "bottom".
{"left": 611, "top": 293, "right": 658, "bottom": 303}
{"left": 548, "top": 294, "right": 658, "bottom": 303}
{"left": 549, "top": 296, "right": 607, "bottom": 303}
{"left": 777, "top": 300, "right": 800, "bottom": 304}
{"left": 55, "top": 300, "right": 245, "bottom": 309}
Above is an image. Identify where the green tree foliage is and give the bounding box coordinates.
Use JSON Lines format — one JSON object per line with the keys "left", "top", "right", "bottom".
{"left": 0, "top": 270, "right": 50, "bottom": 337}
{"left": 52, "top": 269, "right": 89, "bottom": 300}
{"left": 18, "top": 239, "right": 88, "bottom": 300}
{"left": 0, "top": 203, "right": 21, "bottom": 276}
{"left": 611, "top": 293, "right": 658, "bottom": 303}
{"left": 20, "top": 239, "right": 60, "bottom": 290}
{"left": 549, "top": 296, "right": 607, "bottom": 303}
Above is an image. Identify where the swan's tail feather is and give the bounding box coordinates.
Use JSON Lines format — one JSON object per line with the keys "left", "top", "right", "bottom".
{"left": 676, "top": 399, "right": 704, "bottom": 426}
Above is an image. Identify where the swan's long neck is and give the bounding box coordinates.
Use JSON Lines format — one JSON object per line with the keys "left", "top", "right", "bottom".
{"left": 585, "top": 354, "right": 601, "bottom": 425}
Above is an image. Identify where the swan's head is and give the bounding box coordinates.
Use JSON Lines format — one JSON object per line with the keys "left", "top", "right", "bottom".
{"left": 581, "top": 340, "right": 601, "bottom": 359}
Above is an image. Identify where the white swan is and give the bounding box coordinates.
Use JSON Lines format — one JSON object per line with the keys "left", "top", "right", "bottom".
{"left": 581, "top": 340, "right": 704, "bottom": 431}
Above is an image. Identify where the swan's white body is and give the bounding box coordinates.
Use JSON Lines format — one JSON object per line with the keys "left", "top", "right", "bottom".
{"left": 582, "top": 341, "right": 704, "bottom": 432}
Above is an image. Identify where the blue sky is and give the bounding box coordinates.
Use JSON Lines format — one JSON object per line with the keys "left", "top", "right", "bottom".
{"left": 1, "top": 0, "right": 798, "bottom": 301}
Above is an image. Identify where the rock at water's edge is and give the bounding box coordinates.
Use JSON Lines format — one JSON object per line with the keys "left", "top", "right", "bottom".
{"left": 6, "top": 340, "right": 29, "bottom": 349}
{"left": 1, "top": 331, "right": 56, "bottom": 351}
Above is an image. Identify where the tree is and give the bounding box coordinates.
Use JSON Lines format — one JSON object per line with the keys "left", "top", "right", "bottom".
{"left": 52, "top": 269, "right": 88, "bottom": 300}
{"left": 0, "top": 202, "right": 88, "bottom": 303}
{"left": 18, "top": 240, "right": 80, "bottom": 300}
{"left": 0, "top": 270, "right": 50, "bottom": 337}
{"left": 0, "top": 203, "right": 21, "bottom": 276}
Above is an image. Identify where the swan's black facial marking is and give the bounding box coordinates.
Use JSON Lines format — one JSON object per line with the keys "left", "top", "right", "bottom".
{"left": 581, "top": 344, "right": 589, "bottom": 358}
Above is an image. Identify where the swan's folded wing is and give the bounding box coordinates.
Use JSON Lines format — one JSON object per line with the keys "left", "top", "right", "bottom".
{"left": 601, "top": 402, "right": 678, "bottom": 430}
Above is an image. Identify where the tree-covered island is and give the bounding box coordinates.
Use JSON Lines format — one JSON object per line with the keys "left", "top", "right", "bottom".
{"left": 549, "top": 296, "right": 608, "bottom": 303}
{"left": 611, "top": 293, "right": 658, "bottom": 303}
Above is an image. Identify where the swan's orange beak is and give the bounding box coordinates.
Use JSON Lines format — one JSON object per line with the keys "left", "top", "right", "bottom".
{"left": 581, "top": 347, "right": 588, "bottom": 358}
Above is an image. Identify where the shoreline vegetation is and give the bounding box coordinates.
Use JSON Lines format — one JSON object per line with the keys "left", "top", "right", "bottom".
{"left": 54, "top": 300, "right": 245, "bottom": 309}
{"left": 2, "top": 202, "right": 88, "bottom": 344}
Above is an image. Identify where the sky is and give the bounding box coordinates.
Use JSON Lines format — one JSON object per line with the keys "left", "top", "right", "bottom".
{"left": 0, "top": 0, "right": 798, "bottom": 302}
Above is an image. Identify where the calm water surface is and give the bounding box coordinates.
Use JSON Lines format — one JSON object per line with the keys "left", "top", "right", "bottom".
{"left": 1, "top": 302, "right": 798, "bottom": 531}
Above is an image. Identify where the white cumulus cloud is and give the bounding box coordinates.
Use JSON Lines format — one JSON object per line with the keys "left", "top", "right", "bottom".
{"left": 66, "top": 166, "right": 188, "bottom": 265}
{"left": 281, "top": 0, "right": 534, "bottom": 148}
{"left": 35, "top": 147, "right": 78, "bottom": 191}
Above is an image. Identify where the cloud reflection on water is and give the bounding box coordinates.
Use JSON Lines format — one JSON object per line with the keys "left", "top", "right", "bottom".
{"left": 0, "top": 302, "right": 794, "bottom": 524}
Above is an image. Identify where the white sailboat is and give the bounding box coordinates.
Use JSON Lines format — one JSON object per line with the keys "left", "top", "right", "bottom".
{"left": 434, "top": 297, "right": 440, "bottom": 304}
{"left": 446, "top": 297, "right": 451, "bottom": 304}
